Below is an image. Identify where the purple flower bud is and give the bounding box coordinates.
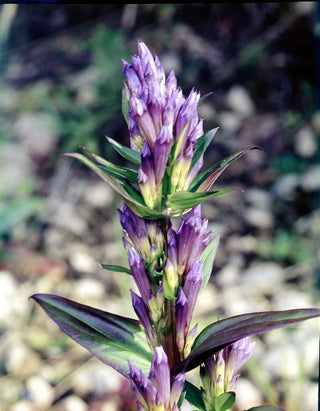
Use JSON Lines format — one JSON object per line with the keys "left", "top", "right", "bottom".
{"left": 183, "top": 261, "right": 203, "bottom": 327}
{"left": 128, "top": 247, "right": 153, "bottom": 306}
{"left": 149, "top": 346, "right": 171, "bottom": 407}
{"left": 176, "top": 206, "right": 211, "bottom": 274}
{"left": 223, "top": 337, "right": 256, "bottom": 391}
{"left": 170, "top": 372, "right": 185, "bottom": 408}
{"left": 201, "top": 337, "right": 256, "bottom": 400}
{"left": 131, "top": 290, "right": 156, "bottom": 345}
{"left": 154, "top": 125, "right": 172, "bottom": 186}
{"left": 129, "top": 362, "right": 157, "bottom": 408}
{"left": 175, "top": 289, "right": 189, "bottom": 352}
{"left": 122, "top": 61, "right": 142, "bottom": 95}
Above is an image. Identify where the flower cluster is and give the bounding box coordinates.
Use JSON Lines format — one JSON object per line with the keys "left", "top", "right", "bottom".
{"left": 123, "top": 40, "right": 204, "bottom": 208}
{"left": 200, "top": 337, "right": 256, "bottom": 408}
{"left": 129, "top": 346, "right": 185, "bottom": 411}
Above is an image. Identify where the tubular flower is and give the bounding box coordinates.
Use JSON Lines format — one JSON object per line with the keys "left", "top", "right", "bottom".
{"left": 119, "top": 203, "right": 164, "bottom": 263}
{"left": 200, "top": 336, "right": 256, "bottom": 407}
{"left": 129, "top": 346, "right": 185, "bottom": 411}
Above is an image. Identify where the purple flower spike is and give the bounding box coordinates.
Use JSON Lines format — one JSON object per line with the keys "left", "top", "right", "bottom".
{"left": 131, "top": 290, "right": 156, "bottom": 345}
{"left": 149, "top": 346, "right": 171, "bottom": 408}
{"left": 128, "top": 247, "right": 153, "bottom": 306}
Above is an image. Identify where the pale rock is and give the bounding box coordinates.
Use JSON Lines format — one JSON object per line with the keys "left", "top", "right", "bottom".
{"left": 0, "top": 377, "right": 24, "bottom": 404}
{"left": 5, "top": 342, "right": 41, "bottom": 376}
{"left": 226, "top": 85, "right": 255, "bottom": 117}
{"left": 271, "top": 174, "right": 299, "bottom": 200}
{"left": 303, "top": 383, "right": 318, "bottom": 411}
{"left": 235, "top": 378, "right": 262, "bottom": 410}
{"left": 69, "top": 246, "right": 98, "bottom": 274}
{"left": 216, "top": 255, "right": 243, "bottom": 287}
{"left": 14, "top": 113, "right": 58, "bottom": 157}
{"left": 72, "top": 363, "right": 122, "bottom": 397}
{"left": 226, "top": 235, "right": 258, "bottom": 254}
{"left": 73, "top": 278, "right": 105, "bottom": 301}
{"left": 244, "top": 207, "right": 273, "bottom": 229}
{"left": 0, "top": 271, "right": 18, "bottom": 326}
{"left": 50, "top": 202, "right": 87, "bottom": 235}
{"left": 241, "top": 262, "right": 284, "bottom": 294}
{"left": 273, "top": 288, "right": 313, "bottom": 311}
{"left": 245, "top": 188, "right": 272, "bottom": 210}
{"left": 25, "top": 376, "right": 54, "bottom": 408}
{"left": 193, "top": 283, "right": 220, "bottom": 316}
{"left": 294, "top": 126, "right": 317, "bottom": 158}
{"left": 83, "top": 182, "right": 114, "bottom": 208}
{"left": 261, "top": 343, "right": 301, "bottom": 378}
{"left": 10, "top": 400, "right": 34, "bottom": 411}
{"left": 101, "top": 401, "right": 119, "bottom": 411}
{"left": 60, "top": 395, "right": 88, "bottom": 411}
{"left": 218, "top": 111, "right": 242, "bottom": 133}
{"left": 300, "top": 165, "right": 320, "bottom": 191}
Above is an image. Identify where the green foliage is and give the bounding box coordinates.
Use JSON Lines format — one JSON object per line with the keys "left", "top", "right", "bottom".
{"left": 257, "top": 229, "right": 313, "bottom": 264}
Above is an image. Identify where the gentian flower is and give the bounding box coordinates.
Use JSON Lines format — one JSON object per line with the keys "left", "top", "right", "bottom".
{"left": 129, "top": 346, "right": 185, "bottom": 411}
{"left": 200, "top": 336, "right": 256, "bottom": 406}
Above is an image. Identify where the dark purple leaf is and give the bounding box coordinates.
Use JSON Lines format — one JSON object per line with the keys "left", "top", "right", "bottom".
{"left": 172, "top": 308, "right": 320, "bottom": 374}
{"left": 31, "top": 294, "right": 153, "bottom": 377}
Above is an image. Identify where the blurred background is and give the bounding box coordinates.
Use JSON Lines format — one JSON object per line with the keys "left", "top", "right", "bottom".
{"left": 0, "top": 3, "right": 319, "bottom": 411}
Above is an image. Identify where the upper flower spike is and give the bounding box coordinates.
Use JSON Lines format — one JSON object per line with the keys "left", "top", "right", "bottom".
{"left": 123, "top": 41, "right": 205, "bottom": 210}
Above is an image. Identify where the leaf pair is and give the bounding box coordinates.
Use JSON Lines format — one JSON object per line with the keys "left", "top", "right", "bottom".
{"left": 64, "top": 129, "right": 260, "bottom": 218}
{"left": 31, "top": 293, "right": 320, "bottom": 380}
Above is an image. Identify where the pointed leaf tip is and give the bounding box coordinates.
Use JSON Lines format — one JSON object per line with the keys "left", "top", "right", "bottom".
{"left": 31, "top": 293, "right": 152, "bottom": 377}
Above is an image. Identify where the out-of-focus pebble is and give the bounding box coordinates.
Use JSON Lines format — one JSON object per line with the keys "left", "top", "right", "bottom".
{"left": 25, "top": 376, "right": 55, "bottom": 408}
{"left": 300, "top": 165, "right": 320, "bottom": 191}
{"left": 226, "top": 85, "right": 255, "bottom": 117}
{"left": 294, "top": 126, "right": 317, "bottom": 158}
{"left": 0, "top": 377, "right": 24, "bottom": 404}
{"left": 60, "top": 395, "right": 88, "bottom": 411}
{"left": 235, "top": 378, "right": 262, "bottom": 410}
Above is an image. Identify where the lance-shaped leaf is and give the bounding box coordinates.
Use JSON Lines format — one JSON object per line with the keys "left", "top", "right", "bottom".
{"left": 190, "top": 127, "right": 219, "bottom": 170}
{"left": 98, "top": 164, "right": 139, "bottom": 185}
{"left": 78, "top": 145, "right": 139, "bottom": 185}
{"left": 63, "top": 152, "right": 164, "bottom": 219}
{"left": 31, "top": 294, "right": 153, "bottom": 377}
{"left": 172, "top": 308, "right": 320, "bottom": 374}
{"left": 184, "top": 381, "right": 206, "bottom": 411}
{"left": 212, "top": 392, "right": 236, "bottom": 411}
{"left": 189, "top": 146, "right": 262, "bottom": 192}
{"left": 106, "top": 136, "right": 141, "bottom": 166}
{"left": 199, "top": 235, "right": 220, "bottom": 293}
{"left": 99, "top": 263, "right": 131, "bottom": 275}
{"left": 168, "top": 189, "right": 238, "bottom": 211}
